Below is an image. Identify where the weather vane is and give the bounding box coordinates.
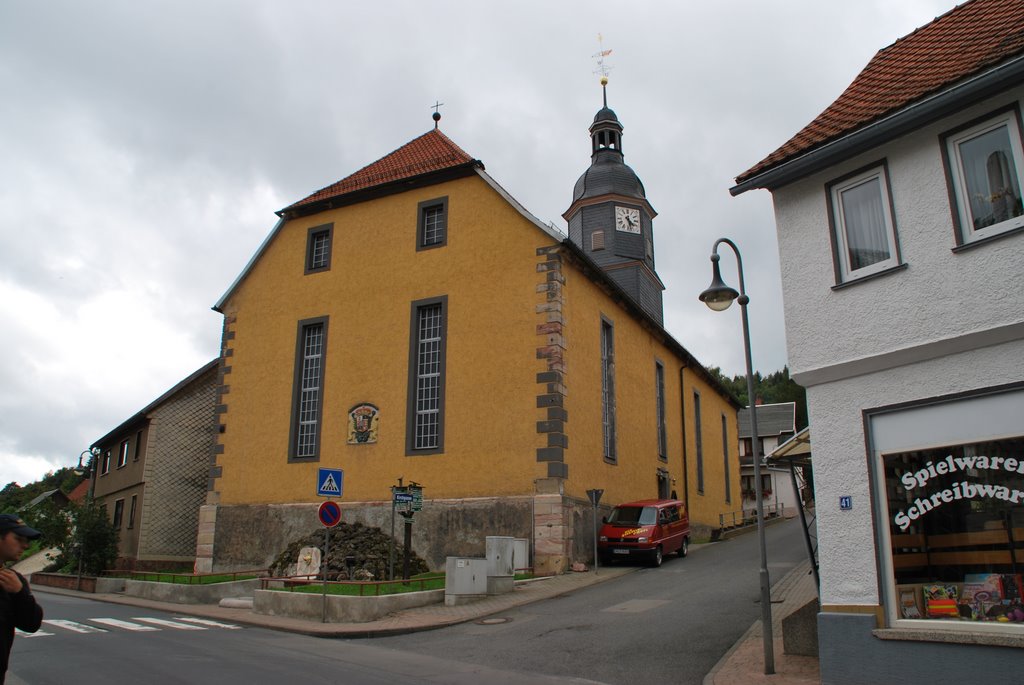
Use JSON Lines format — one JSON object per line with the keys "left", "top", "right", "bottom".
{"left": 592, "top": 33, "right": 613, "bottom": 106}
{"left": 431, "top": 100, "right": 444, "bottom": 129}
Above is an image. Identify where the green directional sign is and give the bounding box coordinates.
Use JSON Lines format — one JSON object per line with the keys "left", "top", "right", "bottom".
{"left": 410, "top": 486, "right": 423, "bottom": 512}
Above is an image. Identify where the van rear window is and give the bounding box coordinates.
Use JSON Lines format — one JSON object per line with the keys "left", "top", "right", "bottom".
{"left": 607, "top": 506, "right": 657, "bottom": 525}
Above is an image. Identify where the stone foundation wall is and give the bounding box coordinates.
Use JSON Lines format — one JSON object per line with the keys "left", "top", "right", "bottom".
{"left": 209, "top": 497, "right": 535, "bottom": 573}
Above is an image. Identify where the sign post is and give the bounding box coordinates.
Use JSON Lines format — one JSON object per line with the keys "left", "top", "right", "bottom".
{"left": 317, "top": 500, "right": 342, "bottom": 623}
{"left": 315, "top": 499, "right": 344, "bottom": 622}
{"left": 587, "top": 489, "right": 604, "bottom": 572}
{"left": 316, "top": 469, "right": 343, "bottom": 623}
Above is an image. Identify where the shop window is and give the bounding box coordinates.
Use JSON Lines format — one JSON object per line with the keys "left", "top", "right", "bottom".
{"left": 943, "top": 106, "right": 1024, "bottom": 246}
{"left": 883, "top": 434, "right": 1024, "bottom": 627}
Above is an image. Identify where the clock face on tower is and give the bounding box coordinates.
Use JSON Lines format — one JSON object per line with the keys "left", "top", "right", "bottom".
{"left": 615, "top": 206, "right": 641, "bottom": 234}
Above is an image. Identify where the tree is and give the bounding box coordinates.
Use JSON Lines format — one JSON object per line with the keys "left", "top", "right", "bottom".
{"left": 708, "top": 365, "right": 808, "bottom": 430}
{"left": 51, "top": 498, "right": 119, "bottom": 575}
{"left": 24, "top": 499, "right": 73, "bottom": 552}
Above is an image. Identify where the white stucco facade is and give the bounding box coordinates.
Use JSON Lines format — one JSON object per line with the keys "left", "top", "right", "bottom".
{"left": 773, "top": 85, "right": 1024, "bottom": 384}
{"left": 737, "top": 5, "right": 1024, "bottom": 679}
{"left": 770, "top": 89, "right": 1024, "bottom": 609}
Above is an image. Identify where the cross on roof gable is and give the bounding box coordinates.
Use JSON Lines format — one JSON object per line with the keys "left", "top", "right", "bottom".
{"left": 282, "top": 129, "right": 480, "bottom": 213}
{"left": 736, "top": 0, "right": 1024, "bottom": 185}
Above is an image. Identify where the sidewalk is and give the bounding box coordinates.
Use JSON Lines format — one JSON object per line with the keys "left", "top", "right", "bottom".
{"left": 29, "top": 552, "right": 821, "bottom": 683}
{"left": 704, "top": 558, "right": 821, "bottom": 685}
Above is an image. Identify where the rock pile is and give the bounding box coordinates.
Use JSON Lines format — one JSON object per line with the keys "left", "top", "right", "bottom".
{"left": 269, "top": 522, "right": 430, "bottom": 580}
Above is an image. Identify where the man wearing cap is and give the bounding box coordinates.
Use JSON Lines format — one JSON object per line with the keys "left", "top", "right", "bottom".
{"left": 0, "top": 514, "right": 44, "bottom": 684}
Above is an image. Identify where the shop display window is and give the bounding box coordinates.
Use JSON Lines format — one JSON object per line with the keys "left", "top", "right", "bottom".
{"left": 884, "top": 435, "right": 1024, "bottom": 625}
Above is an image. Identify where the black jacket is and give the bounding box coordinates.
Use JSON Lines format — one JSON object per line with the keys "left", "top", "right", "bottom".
{"left": 1, "top": 570, "right": 43, "bottom": 683}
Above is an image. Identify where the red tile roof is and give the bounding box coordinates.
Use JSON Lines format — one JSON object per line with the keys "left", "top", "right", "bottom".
{"left": 284, "top": 128, "right": 478, "bottom": 211}
{"left": 737, "top": 0, "right": 1024, "bottom": 184}
{"left": 68, "top": 479, "right": 90, "bottom": 503}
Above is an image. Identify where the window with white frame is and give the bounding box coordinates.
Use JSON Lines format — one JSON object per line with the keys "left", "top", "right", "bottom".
{"left": 117, "top": 439, "right": 129, "bottom": 468}
{"left": 943, "top": 108, "right": 1024, "bottom": 245}
{"left": 827, "top": 163, "right": 901, "bottom": 282}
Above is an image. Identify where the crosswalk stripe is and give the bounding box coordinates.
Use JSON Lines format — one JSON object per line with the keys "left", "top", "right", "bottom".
{"left": 15, "top": 628, "right": 52, "bottom": 638}
{"left": 132, "top": 617, "right": 206, "bottom": 630}
{"left": 43, "top": 619, "right": 108, "bottom": 634}
{"left": 173, "top": 617, "right": 241, "bottom": 630}
{"left": 91, "top": 618, "right": 160, "bottom": 631}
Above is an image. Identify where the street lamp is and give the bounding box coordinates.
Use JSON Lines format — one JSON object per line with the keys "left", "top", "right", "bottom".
{"left": 699, "top": 238, "right": 775, "bottom": 675}
{"left": 73, "top": 447, "right": 100, "bottom": 590}
{"left": 74, "top": 447, "right": 100, "bottom": 498}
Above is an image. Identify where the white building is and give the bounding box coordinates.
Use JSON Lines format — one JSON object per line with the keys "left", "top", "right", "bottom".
{"left": 738, "top": 402, "right": 802, "bottom": 518}
{"left": 732, "top": 0, "right": 1024, "bottom": 681}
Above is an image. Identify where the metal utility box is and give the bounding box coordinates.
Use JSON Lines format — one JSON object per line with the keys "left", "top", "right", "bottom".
{"left": 512, "top": 538, "right": 530, "bottom": 572}
{"left": 444, "top": 557, "right": 488, "bottom": 606}
{"left": 486, "top": 536, "right": 515, "bottom": 595}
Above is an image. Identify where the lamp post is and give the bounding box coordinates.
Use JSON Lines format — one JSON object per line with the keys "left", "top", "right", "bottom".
{"left": 699, "top": 238, "right": 774, "bottom": 675}
{"left": 73, "top": 447, "right": 100, "bottom": 590}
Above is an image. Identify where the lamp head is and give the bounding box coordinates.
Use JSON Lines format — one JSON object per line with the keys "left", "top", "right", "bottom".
{"left": 699, "top": 253, "right": 739, "bottom": 312}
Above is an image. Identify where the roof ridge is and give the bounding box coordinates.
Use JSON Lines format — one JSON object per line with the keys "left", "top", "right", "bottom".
{"left": 283, "top": 128, "right": 478, "bottom": 212}
{"left": 735, "top": 0, "right": 1024, "bottom": 186}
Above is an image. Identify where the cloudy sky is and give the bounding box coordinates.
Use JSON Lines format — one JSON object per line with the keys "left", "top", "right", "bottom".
{"left": 1, "top": 0, "right": 956, "bottom": 487}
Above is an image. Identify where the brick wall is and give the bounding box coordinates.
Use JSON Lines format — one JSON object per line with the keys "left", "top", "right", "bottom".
{"left": 137, "top": 365, "right": 218, "bottom": 561}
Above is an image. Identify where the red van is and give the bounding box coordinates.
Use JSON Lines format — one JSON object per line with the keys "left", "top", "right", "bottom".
{"left": 598, "top": 499, "right": 690, "bottom": 567}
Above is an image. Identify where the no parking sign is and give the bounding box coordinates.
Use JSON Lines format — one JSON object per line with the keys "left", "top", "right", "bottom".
{"left": 318, "top": 500, "right": 342, "bottom": 528}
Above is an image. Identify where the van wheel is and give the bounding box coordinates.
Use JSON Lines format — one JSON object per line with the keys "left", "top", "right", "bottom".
{"left": 651, "top": 546, "right": 663, "bottom": 567}
{"left": 678, "top": 538, "right": 689, "bottom": 558}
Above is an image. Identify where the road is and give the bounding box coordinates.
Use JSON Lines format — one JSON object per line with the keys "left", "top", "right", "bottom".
{"left": 374, "top": 518, "right": 808, "bottom": 684}
{"left": 9, "top": 519, "right": 807, "bottom": 684}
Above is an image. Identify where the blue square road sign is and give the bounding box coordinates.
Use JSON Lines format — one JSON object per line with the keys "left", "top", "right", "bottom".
{"left": 318, "top": 468, "right": 344, "bottom": 498}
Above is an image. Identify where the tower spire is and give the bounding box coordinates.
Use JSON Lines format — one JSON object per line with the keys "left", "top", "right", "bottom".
{"left": 593, "top": 33, "right": 613, "bottom": 109}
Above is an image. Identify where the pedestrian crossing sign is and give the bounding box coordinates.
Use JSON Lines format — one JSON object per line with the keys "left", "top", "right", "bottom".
{"left": 317, "top": 468, "right": 344, "bottom": 498}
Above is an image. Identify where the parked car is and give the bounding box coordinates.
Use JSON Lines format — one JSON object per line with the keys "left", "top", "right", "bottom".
{"left": 598, "top": 498, "right": 690, "bottom": 567}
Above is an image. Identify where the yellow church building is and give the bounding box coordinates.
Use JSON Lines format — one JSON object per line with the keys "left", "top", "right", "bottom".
{"left": 196, "top": 93, "right": 741, "bottom": 575}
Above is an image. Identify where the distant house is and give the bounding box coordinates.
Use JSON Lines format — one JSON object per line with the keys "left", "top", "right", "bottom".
{"left": 737, "top": 402, "right": 800, "bottom": 517}
{"left": 25, "top": 489, "right": 71, "bottom": 511}
{"left": 731, "top": 0, "right": 1024, "bottom": 680}
{"left": 67, "top": 479, "right": 90, "bottom": 504}
{"left": 90, "top": 360, "right": 218, "bottom": 571}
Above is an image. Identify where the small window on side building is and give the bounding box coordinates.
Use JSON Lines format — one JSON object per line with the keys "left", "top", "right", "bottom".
{"left": 942, "top": 107, "right": 1024, "bottom": 247}
{"left": 826, "top": 162, "right": 902, "bottom": 283}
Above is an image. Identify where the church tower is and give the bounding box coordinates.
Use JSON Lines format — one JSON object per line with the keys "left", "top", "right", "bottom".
{"left": 563, "top": 79, "right": 665, "bottom": 325}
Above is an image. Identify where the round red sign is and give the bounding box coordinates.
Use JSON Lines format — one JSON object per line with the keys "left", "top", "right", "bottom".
{"left": 318, "top": 500, "right": 342, "bottom": 528}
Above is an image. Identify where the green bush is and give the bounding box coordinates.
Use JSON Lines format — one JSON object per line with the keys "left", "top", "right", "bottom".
{"left": 49, "top": 498, "right": 119, "bottom": 575}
